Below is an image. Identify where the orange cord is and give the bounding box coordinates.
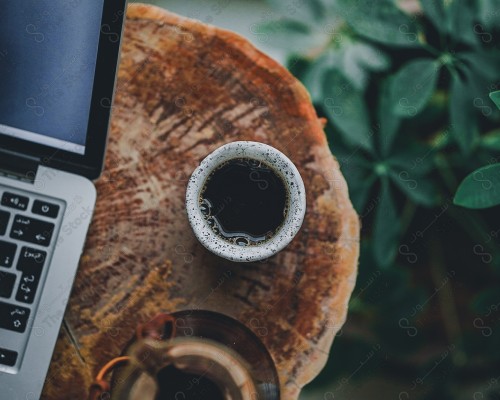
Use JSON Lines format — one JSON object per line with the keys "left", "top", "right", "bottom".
{"left": 96, "top": 356, "right": 131, "bottom": 382}
{"left": 88, "top": 356, "right": 131, "bottom": 400}
{"left": 89, "top": 313, "right": 176, "bottom": 400}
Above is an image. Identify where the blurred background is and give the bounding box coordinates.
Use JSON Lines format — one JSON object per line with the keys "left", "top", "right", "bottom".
{"left": 143, "top": 0, "right": 500, "bottom": 399}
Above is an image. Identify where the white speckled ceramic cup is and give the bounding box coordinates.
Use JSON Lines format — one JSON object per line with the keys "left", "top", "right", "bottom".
{"left": 186, "top": 141, "right": 306, "bottom": 262}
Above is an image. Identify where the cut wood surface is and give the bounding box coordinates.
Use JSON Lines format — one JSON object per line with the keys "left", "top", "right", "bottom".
{"left": 42, "top": 4, "right": 360, "bottom": 399}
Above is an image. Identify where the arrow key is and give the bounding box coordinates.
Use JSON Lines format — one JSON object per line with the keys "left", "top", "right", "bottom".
{"left": 15, "top": 270, "right": 41, "bottom": 304}
{"left": 10, "top": 215, "right": 54, "bottom": 247}
{"left": 0, "top": 301, "right": 30, "bottom": 333}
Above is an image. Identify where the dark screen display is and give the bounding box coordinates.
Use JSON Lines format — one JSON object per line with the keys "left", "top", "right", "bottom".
{"left": 0, "top": 0, "right": 104, "bottom": 154}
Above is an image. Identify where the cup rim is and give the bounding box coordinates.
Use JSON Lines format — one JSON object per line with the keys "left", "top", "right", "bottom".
{"left": 186, "top": 141, "right": 306, "bottom": 262}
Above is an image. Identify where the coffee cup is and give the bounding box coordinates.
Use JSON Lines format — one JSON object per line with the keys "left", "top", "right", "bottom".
{"left": 186, "top": 141, "right": 306, "bottom": 262}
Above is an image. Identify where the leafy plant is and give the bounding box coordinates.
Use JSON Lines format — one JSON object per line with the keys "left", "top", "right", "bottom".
{"left": 454, "top": 92, "right": 500, "bottom": 209}
{"left": 258, "top": 0, "right": 500, "bottom": 397}
{"left": 258, "top": 0, "right": 500, "bottom": 265}
{"left": 491, "top": 90, "right": 500, "bottom": 109}
{"left": 454, "top": 163, "right": 500, "bottom": 209}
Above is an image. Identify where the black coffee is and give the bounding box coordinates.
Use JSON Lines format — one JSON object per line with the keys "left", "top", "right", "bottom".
{"left": 156, "top": 365, "right": 224, "bottom": 400}
{"left": 200, "top": 158, "right": 288, "bottom": 246}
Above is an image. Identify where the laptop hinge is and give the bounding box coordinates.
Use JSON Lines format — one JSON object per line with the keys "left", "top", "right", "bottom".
{"left": 0, "top": 149, "right": 40, "bottom": 183}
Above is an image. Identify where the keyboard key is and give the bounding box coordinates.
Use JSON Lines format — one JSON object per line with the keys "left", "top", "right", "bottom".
{"left": 0, "top": 302, "right": 30, "bottom": 333}
{"left": 10, "top": 215, "right": 54, "bottom": 247}
{"left": 0, "top": 210, "right": 9, "bottom": 235}
{"left": 0, "top": 347, "right": 18, "bottom": 367}
{"left": 0, "top": 272, "right": 16, "bottom": 298}
{"left": 0, "top": 241, "right": 16, "bottom": 267}
{"left": 16, "top": 271, "right": 41, "bottom": 304}
{"left": 1, "top": 192, "right": 28, "bottom": 211}
{"left": 32, "top": 200, "right": 60, "bottom": 219}
{"left": 16, "top": 247, "right": 45, "bottom": 304}
{"left": 17, "top": 247, "right": 46, "bottom": 271}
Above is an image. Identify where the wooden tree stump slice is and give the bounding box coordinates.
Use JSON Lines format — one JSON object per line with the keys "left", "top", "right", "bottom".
{"left": 42, "top": 4, "right": 360, "bottom": 399}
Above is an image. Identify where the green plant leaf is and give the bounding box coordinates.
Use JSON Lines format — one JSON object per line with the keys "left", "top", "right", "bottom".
{"left": 420, "top": 0, "right": 446, "bottom": 32}
{"left": 386, "top": 142, "right": 436, "bottom": 176}
{"left": 304, "top": 39, "right": 390, "bottom": 97}
{"left": 447, "top": 0, "right": 478, "bottom": 46}
{"left": 388, "top": 58, "right": 440, "bottom": 118}
{"left": 329, "top": 132, "right": 375, "bottom": 212}
{"left": 458, "top": 51, "right": 500, "bottom": 85}
{"left": 456, "top": 52, "right": 500, "bottom": 122}
{"left": 334, "top": 0, "right": 422, "bottom": 47}
{"left": 389, "top": 169, "right": 439, "bottom": 207}
{"left": 323, "top": 71, "right": 374, "bottom": 152}
{"left": 253, "top": 20, "right": 327, "bottom": 54}
{"left": 350, "top": 42, "right": 390, "bottom": 71}
{"left": 379, "top": 79, "right": 401, "bottom": 156}
{"left": 302, "top": 49, "right": 339, "bottom": 103}
{"left": 266, "top": 0, "right": 327, "bottom": 23}
{"left": 478, "top": 0, "right": 500, "bottom": 29}
{"left": 450, "top": 74, "right": 479, "bottom": 154}
{"left": 303, "top": 65, "right": 328, "bottom": 104}
{"left": 287, "top": 57, "right": 310, "bottom": 79}
{"left": 490, "top": 91, "right": 500, "bottom": 110}
{"left": 345, "top": 169, "right": 377, "bottom": 213}
{"left": 341, "top": 42, "right": 390, "bottom": 90}
{"left": 385, "top": 141, "right": 439, "bottom": 207}
{"left": 454, "top": 163, "right": 500, "bottom": 209}
{"left": 347, "top": 173, "right": 377, "bottom": 213}
{"left": 373, "top": 178, "right": 401, "bottom": 267}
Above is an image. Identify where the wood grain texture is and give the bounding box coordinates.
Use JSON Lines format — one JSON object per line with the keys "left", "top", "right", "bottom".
{"left": 42, "top": 4, "right": 360, "bottom": 399}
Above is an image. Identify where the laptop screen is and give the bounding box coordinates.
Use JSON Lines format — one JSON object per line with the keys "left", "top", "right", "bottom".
{"left": 0, "top": 1, "right": 105, "bottom": 155}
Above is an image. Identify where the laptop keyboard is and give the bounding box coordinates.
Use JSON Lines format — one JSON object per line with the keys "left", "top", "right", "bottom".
{"left": 0, "top": 186, "right": 64, "bottom": 372}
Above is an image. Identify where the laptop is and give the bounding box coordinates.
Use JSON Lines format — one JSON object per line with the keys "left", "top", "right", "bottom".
{"left": 0, "top": 1, "right": 126, "bottom": 398}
